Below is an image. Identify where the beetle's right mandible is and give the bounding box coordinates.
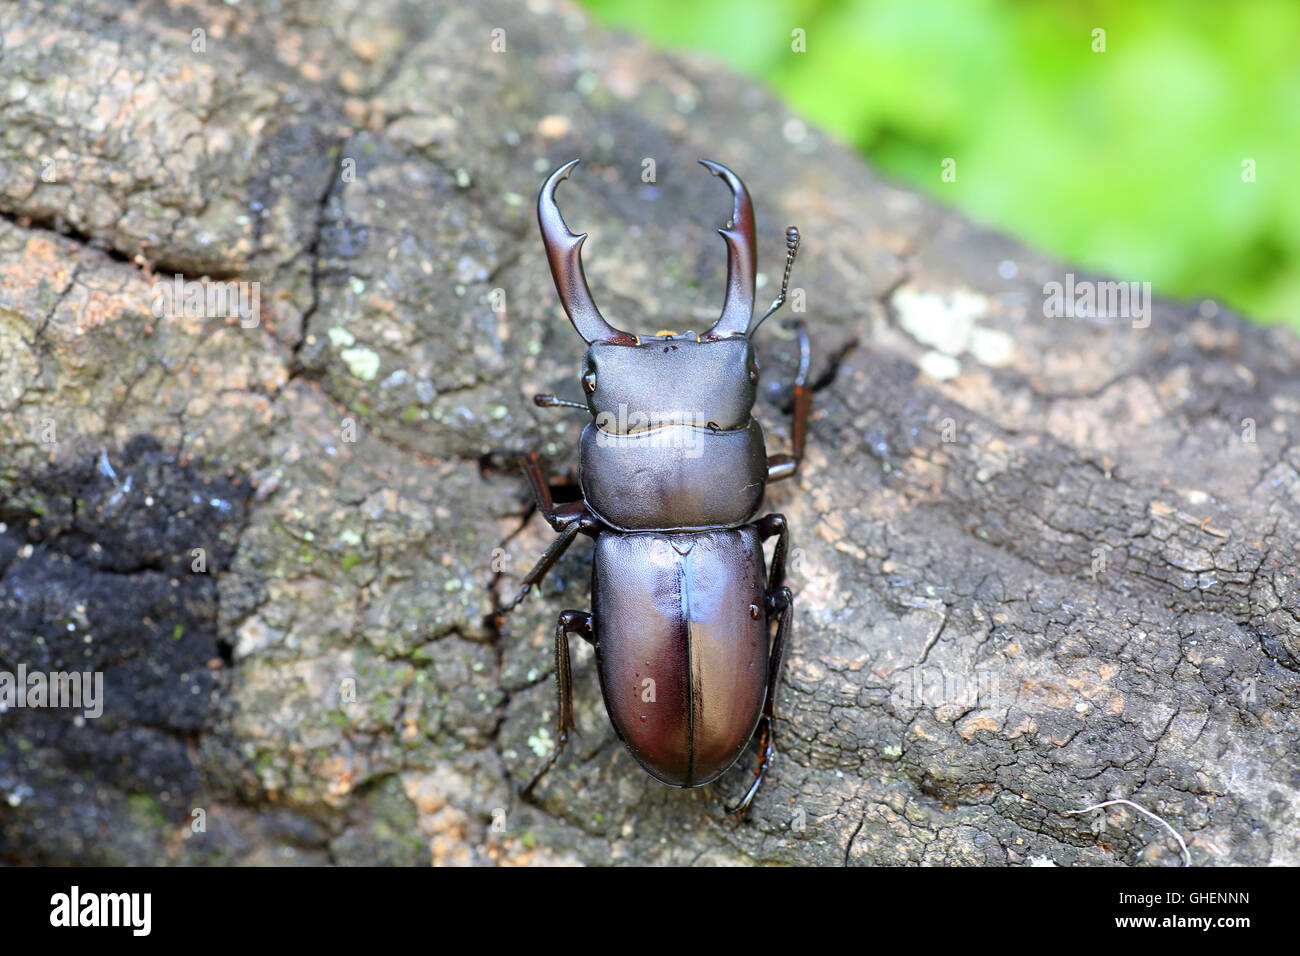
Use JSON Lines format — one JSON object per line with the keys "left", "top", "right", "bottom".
{"left": 537, "top": 159, "right": 637, "bottom": 346}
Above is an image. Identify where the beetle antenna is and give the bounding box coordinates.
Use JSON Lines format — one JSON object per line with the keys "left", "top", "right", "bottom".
{"left": 534, "top": 394, "right": 588, "bottom": 410}
{"left": 748, "top": 226, "right": 800, "bottom": 336}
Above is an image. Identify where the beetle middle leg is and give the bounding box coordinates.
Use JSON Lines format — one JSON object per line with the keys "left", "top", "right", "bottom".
{"left": 520, "top": 609, "right": 594, "bottom": 801}
{"left": 495, "top": 454, "right": 601, "bottom": 626}
{"left": 766, "top": 321, "right": 812, "bottom": 483}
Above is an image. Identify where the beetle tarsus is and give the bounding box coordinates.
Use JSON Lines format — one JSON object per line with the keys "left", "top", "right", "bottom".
{"left": 726, "top": 716, "right": 774, "bottom": 817}
{"left": 520, "top": 727, "right": 568, "bottom": 801}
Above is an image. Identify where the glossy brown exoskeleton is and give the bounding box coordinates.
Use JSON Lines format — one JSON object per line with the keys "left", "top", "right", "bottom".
{"left": 506, "top": 159, "right": 810, "bottom": 815}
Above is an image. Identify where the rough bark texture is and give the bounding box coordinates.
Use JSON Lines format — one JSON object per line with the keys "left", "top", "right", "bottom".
{"left": 1, "top": 0, "right": 1298, "bottom": 866}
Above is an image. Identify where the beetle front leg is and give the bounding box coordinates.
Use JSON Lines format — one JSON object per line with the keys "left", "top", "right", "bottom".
{"left": 727, "top": 586, "right": 792, "bottom": 817}
{"left": 520, "top": 609, "right": 594, "bottom": 802}
{"left": 766, "top": 321, "right": 812, "bottom": 483}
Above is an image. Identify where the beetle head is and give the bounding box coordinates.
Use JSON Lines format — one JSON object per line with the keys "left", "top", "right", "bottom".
{"left": 538, "top": 158, "right": 800, "bottom": 430}
{"left": 580, "top": 333, "right": 759, "bottom": 433}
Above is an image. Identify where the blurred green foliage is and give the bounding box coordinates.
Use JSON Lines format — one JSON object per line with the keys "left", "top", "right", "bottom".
{"left": 582, "top": 0, "right": 1300, "bottom": 328}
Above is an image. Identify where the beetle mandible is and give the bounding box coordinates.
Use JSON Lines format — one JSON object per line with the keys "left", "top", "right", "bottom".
{"left": 505, "top": 158, "right": 810, "bottom": 815}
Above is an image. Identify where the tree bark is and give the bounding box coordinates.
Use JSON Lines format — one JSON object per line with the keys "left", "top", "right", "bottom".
{"left": 1, "top": 0, "right": 1297, "bottom": 865}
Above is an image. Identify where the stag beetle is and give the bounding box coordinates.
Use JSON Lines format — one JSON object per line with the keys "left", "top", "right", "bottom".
{"left": 504, "top": 158, "right": 810, "bottom": 815}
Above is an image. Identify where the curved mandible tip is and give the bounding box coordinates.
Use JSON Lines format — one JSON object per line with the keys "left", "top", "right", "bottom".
{"left": 537, "top": 159, "right": 636, "bottom": 345}
{"left": 698, "top": 159, "right": 756, "bottom": 339}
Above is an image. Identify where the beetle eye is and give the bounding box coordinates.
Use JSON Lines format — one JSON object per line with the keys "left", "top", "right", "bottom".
{"left": 582, "top": 369, "right": 597, "bottom": 394}
{"left": 748, "top": 362, "right": 759, "bottom": 384}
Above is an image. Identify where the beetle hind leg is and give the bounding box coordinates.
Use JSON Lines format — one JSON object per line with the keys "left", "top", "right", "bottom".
{"left": 727, "top": 585, "right": 792, "bottom": 817}
{"left": 520, "top": 609, "right": 594, "bottom": 802}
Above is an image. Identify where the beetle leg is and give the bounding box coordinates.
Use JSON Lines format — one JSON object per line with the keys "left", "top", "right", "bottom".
{"left": 727, "top": 586, "right": 792, "bottom": 816}
{"left": 729, "top": 515, "right": 791, "bottom": 815}
{"left": 520, "top": 609, "right": 594, "bottom": 801}
{"left": 756, "top": 512, "right": 789, "bottom": 593}
{"left": 478, "top": 450, "right": 579, "bottom": 515}
{"left": 516, "top": 451, "right": 588, "bottom": 531}
{"left": 766, "top": 321, "right": 812, "bottom": 483}
{"left": 498, "top": 508, "right": 599, "bottom": 622}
